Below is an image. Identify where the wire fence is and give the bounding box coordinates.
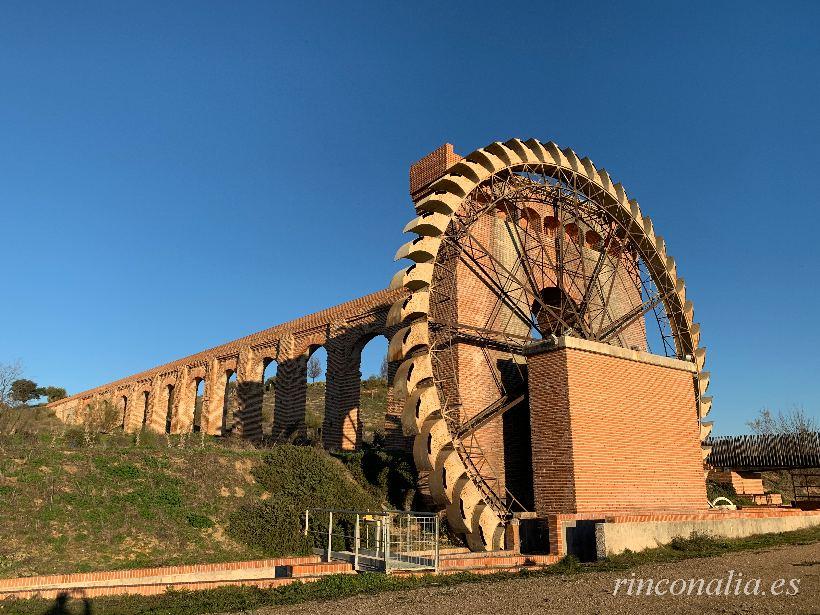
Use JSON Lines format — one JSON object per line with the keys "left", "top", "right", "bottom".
{"left": 304, "top": 508, "right": 439, "bottom": 573}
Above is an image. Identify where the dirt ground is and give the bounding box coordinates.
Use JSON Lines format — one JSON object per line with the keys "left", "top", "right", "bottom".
{"left": 256, "top": 541, "right": 820, "bottom": 615}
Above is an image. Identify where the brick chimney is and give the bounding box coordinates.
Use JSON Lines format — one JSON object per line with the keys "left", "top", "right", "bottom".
{"left": 409, "top": 143, "right": 462, "bottom": 203}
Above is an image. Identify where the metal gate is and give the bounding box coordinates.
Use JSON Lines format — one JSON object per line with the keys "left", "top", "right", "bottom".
{"left": 304, "top": 508, "right": 439, "bottom": 573}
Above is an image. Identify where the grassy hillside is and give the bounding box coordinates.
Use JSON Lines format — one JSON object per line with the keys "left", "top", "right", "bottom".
{"left": 0, "top": 406, "right": 64, "bottom": 434}
{"left": 0, "top": 436, "right": 266, "bottom": 577}
{"left": 0, "top": 430, "right": 415, "bottom": 579}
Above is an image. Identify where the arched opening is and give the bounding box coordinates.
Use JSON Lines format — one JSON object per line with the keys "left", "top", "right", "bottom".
{"left": 585, "top": 229, "right": 602, "bottom": 251}
{"left": 222, "top": 370, "right": 236, "bottom": 435}
{"left": 193, "top": 378, "right": 204, "bottom": 433}
{"left": 164, "top": 384, "right": 175, "bottom": 433}
{"left": 121, "top": 395, "right": 128, "bottom": 430}
{"left": 141, "top": 391, "right": 149, "bottom": 427}
{"left": 492, "top": 204, "right": 509, "bottom": 220}
{"left": 261, "top": 358, "right": 278, "bottom": 436}
{"left": 358, "top": 335, "right": 389, "bottom": 445}
{"left": 532, "top": 286, "right": 581, "bottom": 336}
{"left": 564, "top": 222, "right": 581, "bottom": 245}
{"left": 517, "top": 207, "right": 540, "bottom": 233}
{"left": 543, "top": 215, "right": 560, "bottom": 236}
{"left": 304, "top": 346, "right": 327, "bottom": 442}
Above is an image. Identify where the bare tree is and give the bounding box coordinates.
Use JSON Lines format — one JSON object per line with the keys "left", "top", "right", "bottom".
{"left": 307, "top": 356, "right": 322, "bottom": 383}
{"left": 747, "top": 406, "right": 819, "bottom": 436}
{"left": 0, "top": 361, "right": 23, "bottom": 408}
{"left": 380, "top": 355, "right": 388, "bottom": 381}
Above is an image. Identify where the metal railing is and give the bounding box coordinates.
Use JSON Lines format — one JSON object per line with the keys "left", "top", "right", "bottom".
{"left": 304, "top": 508, "right": 439, "bottom": 573}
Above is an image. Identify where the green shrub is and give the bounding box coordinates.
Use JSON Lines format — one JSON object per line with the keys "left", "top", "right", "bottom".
{"left": 338, "top": 445, "right": 417, "bottom": 510}
{"left": 227, "top": 445, "right": 381, "bottom": 556}
{"left": 186, "top": 513, "right": 215, "bottom": 529}
{"left": 668, "top": 531, "right": 723, "bottom": 554}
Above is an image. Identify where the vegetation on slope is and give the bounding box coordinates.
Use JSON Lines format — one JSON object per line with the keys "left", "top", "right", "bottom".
{"left": 0, "top": 430, "right": 416, "bottom": 579}
{"left": 226, "top": 444, "right": 382, "bottom": 556}
{"left": 0, "top": 434, "right": 267, "bottom": 578}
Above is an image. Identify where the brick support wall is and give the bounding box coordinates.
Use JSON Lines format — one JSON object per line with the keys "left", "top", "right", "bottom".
{"left": 203, "top": 360, "right": 228, "bottom": 435}
{"left": 323, "top": 338, "right": 362, "bottom": 451}
{"left": 235, "top": 347, "right": 264, "bottom": 439}
{"left": 272, "top": 353, "right": 308, "bottom": 441}
{"left": 528, "top": 339, "right": 706, "bottom": 515}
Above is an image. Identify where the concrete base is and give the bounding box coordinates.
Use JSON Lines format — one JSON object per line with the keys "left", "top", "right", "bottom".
{"left": 595, "top": 510, "right": 820, "bottom": 558}
{"left": 547, "top": 509, "right": 820, "bottom": 560}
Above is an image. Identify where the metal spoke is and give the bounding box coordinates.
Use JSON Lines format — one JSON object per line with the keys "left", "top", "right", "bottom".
{"left": 460, "top": 226, "right": 580, "bottom": 337}
{"left": 597, "top": 289, "right": 671, "bottom": 343}
{"left": 577, "top": 224, "right": 616, "bottom": 318}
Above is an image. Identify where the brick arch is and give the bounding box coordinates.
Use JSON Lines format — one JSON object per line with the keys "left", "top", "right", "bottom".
{"left": 355, "top": 332, "right": 395, "bottom": 446}
{"left": 259, "top": 356, "right": 278, "bottom": 436}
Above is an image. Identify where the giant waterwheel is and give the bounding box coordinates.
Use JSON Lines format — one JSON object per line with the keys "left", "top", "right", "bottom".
{"left": 387, "top": 139, "right": 712, "bottom": 550}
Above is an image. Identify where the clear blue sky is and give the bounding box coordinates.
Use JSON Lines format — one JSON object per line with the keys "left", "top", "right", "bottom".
{"left": 1, "top": 1, "right": 818, "bottom": 436}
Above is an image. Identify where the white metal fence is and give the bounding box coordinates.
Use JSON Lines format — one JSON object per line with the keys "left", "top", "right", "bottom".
{"left": 304, "top": 508, "right": 439, "bottom": 573}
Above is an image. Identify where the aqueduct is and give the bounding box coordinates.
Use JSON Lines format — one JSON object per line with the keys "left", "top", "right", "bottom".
{"left": 50, "top": 287, "right": 409, "bottom": 450}
{"left": 50, "top": 138, "right": 720, "bottom": 552}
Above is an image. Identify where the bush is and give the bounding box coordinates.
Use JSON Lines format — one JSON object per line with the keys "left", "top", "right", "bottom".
{"left": 338, "top": 446, "right": 417, "bottom": 510}
{"left": 186, "top": 513, "right": 215, "bottom": 529}
{"left": 83, "top": 399, "right": 122, "bottom": 433}
{"left": 227, "top": 445, "right": 381, "bottom": 556}
{"left": 668, "top": 531, "right": 723, "bottom": 554}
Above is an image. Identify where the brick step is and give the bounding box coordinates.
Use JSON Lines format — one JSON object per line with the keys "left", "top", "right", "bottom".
{"left": 437, "top": 547, "right": 472, "bottom": 555}
{"left": 0, "top": 573, "right": 332, "bottom": 601}
{"left": 440, "top": 553, "right": 557, "bottom": 570}
{"left": 0, "top": 558, "right": 353, "bottom": 601}
{"left": 440, "top": 549, "right": 533, "bottom": 560}
{"left": 289, "top": 562, "right": 354, "bottom": 577}
{"left": 0, "top": 556, "right": 322, "bottom": 591}
{"left": 393, "top": 557, "right": 560, "bottom": 578}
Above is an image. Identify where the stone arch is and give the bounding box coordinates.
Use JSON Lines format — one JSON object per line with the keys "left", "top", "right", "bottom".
{"left": 322, "top": 331, "right": 373, "bottom": 451}
{"left": 170, "top": 366, "right": 205, "bottom": 434}
{"left": 322, "top": 311, "right": 405, "bottom": 451}
{"left": 304, "top": 345, "right": 327, "bottom": 442}
{"left": 222, "top": 369, "right": 238, "bottom": 435}
{"left": 120, "top": 394, "right": 128, "bottom": 430}
{"left": 193, "top": 377, "right": 205, "bottom": 433}
{"left": 164, "top": 383, "right": 175, "bottom": 434}
{"left": 261, "top": 356, "right": 278, "bottom": 436}
{"left": 585, "top": 229, "right": 602, "bottom": 250}
{"left": 564, "top": 222, "right": 581, "bottom": 244}
{"left": 357, "top": 333, "right": 390, "bottom": 444}
{"left": 140, "top": 389, "right": 150, "bottom": 429}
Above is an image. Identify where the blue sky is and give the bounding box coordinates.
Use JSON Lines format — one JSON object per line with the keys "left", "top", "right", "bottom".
{"left": 1, "top": 1, "right": 818, "bottom": 435}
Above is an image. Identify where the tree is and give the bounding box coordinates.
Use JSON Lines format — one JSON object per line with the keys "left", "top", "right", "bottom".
{"left": 747, "top": 406, "right": 819, "bottom": 436}
{"left": 0, "top": 361, "right": 23, "bottom": 407}
{"left": 380, "top": 355, "right": 388, "bottom": 381}
{"left": 36, "top": 386, "right": 67, "bottom": 403}
{"left": 307, "top": 356, "right": 322, "bottom": 383}
{"left": 10, "top": 379, "right": 39, "bottom": 405}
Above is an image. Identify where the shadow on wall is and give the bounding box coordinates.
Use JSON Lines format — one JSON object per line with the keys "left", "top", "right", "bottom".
{"left": 43, "top": 592, "right": 92, "bottom": 614}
